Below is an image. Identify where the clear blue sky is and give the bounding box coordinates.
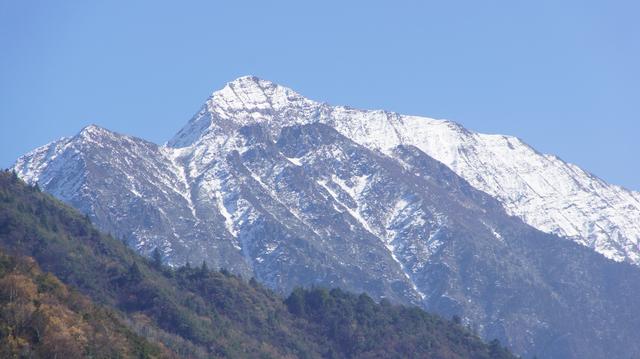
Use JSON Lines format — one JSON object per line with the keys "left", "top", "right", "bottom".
{"left": 1, "top": 1, "right": 638, "bottom": 190}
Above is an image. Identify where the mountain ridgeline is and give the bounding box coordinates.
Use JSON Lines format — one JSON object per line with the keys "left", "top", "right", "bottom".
{"left": 0, "top": 171, "right": 515, "bottom": 358}
{"left": 11, "top": 76, "right": 640, "bottom": 358}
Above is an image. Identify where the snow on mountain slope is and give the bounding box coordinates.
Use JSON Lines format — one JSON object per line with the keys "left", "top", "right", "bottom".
{"left": 13, "top": 124, "right": 250, "bottom": 273}
{"left": 169, "top": 76, "right": 640, "bottom": 265}
{"left": 16, "top": 76, "right": 640, "bottom": 266}
{"left": 12, "top": 76, "right": 640, "bottom": 358}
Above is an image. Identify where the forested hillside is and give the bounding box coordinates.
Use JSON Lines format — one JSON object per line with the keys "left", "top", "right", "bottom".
{"left": 0, "top": 170, "right": 514, "bottom": 358}
{"left": 0, "top": 250, "right": 170, "bottom": 358}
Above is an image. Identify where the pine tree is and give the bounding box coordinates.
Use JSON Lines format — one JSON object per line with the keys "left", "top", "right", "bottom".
{"left": 151, "top": 247, "right": 163, "bottom": 270}
{"left": 199, "top": 260, "right": 209, "bottom": 277}
{"left": 285, "top": 288, "right": 306, "bottom": 316}
{"left": 128, "top": 262, "right": 142, "bottom": 282}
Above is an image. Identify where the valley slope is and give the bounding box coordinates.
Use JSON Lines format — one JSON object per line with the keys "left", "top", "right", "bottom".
{"left": 0, "top": 171, "right": 515, "bottom": 359}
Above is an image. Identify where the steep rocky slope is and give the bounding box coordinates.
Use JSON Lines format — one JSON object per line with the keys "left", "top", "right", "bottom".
{"left": 0, "top": 171, "right": 515, "bottom": 359}
{"left": 169, "top": 76, "right": 640, "bottom": 265}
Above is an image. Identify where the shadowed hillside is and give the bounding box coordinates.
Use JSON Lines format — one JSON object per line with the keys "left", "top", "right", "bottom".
{"left": 0, "top": 170, "right": 515, "bottom": 358}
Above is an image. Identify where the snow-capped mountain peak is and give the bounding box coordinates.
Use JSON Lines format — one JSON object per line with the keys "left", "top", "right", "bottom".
{"left": 20, "top": 77, "right": 640, "bottom": 266}
{"left": 12, "top": 76, "right": 640, "bottom": 358}
{"left": 79, "top": 123, "right": 110, "bottom": 135}
{"left": 167, "top": 76, "right": 640, "bottom": 265}
{"left": 212, "top": 76, "right": 314, "bottom": 112}
{"left": 168, "top": 76, "right": 320, "bottom": 148}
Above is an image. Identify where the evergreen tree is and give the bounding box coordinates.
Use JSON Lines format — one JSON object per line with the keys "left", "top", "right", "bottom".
{"left": 128, "top": 262, "right": 143, "bottom": 282}
{"left": 285, "top": 288, "right": 306, "bottom": 316}
{"left": 151, "top": 247, "right": 163, "bottom": 269}
{"left": 199, "top": 260, "right": 209, "bottom": 277}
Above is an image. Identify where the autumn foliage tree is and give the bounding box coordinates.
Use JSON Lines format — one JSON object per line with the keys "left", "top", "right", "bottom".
{"left": 0, "top": 251, "right": 168, "bottom": 358}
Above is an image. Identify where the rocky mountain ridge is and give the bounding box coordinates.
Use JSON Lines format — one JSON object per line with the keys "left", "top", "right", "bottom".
{"left": 169, "top": 76, "right": 640, "bottom": 265}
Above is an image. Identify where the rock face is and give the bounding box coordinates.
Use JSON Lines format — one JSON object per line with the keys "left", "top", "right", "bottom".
{"left": 13, "top": 76, "right": 640, "bottom": 358}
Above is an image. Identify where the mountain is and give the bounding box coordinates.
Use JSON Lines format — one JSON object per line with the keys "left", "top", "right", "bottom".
{"left": 17, "top": 77, "right": 640, "bottom": 265}
{"left": 168, "top": 76, "right": 640, "bottom": 265}
{"left": 11, "top": 76, "right": 640, "bottom": 358}
{"left": 13, "top": 124, "right": 249, "bottom": 274}
{"left": 0, "top": 171, "right": 515, "bottom": 359}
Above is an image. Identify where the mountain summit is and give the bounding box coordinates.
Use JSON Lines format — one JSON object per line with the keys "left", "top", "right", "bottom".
{"left": 168, "top": 76, "right": 319, "bottom": 148}
{"left": 169, "top": 76, "right": 640, "bottom": 265}
{"left": 12, "top": 76, "right": 640, "bottom": 358}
